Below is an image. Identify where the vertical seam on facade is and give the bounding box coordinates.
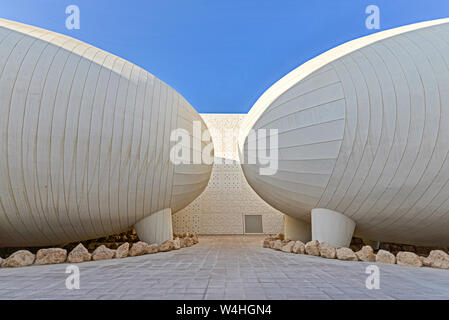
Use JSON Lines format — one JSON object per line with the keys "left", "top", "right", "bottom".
{"left": 361, "top": 36, "right": 427, "bottom": 231}
{"left": 106, "top": 59, "right": 126, "bottom": 231}
{"left": 85, "top": 54, "right": 116, "bottom": 236}
{"left": 73, "top": 48, "right": 102, "bottom": 237}
{"left": 19, "top": 32, "right": 61, "bottom": 243}
{"left": 0, "top": 29, "right": 31, "bottom": 242}
{"left": 331, "top": 54, "right": 372, "bottom": 211}
{"left": 48, "top": 41, "right": 86, "bottom": 241}
{"left": 5, "top": 32, "right": 52, "bottom": 243}
{"left": 336, "top": 47, "right": 386, "bottom": 216}
{"left": 134, "top": 71, "right": 150, "bottom": 222}
{"left": 357, "top": 39, "right": 413, "bottom": 224}
{"left": 405, "top": 27, "right": 449, "bottom": 233}
{"left": 61, "top": 44, "right": 99, "bottom": 239}
{"left": 376, "top": 31, "right": 446, "bottom": 229}
{"left": 118, "top": 63, "right": 135, "bottom": 229}
{"left": 348, "top": 44, "right": 400, "bottom": 218}
{"left": 128, "top": 69, "right": 147, "bottom": 222}
{"left": 34, "top": 37, "right": 74, "bottom": 242}
{"left": 142, "top": 77, "right": 158, "bottom": 220}
{"left": 366, "top": 34, "right": 438, "bottom": 230}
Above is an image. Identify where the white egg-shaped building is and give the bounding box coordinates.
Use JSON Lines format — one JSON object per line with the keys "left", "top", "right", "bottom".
{"left": 0, "top": 19, "right": 212, "bottom": 247}
{"left": 240, "top": 18, "right": 449, "bottom": 247}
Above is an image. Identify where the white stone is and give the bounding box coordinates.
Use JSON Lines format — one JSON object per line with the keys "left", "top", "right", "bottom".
{"left": 67, "top": 244, "right": 91, "bottom": 263}
{"left": 184, "top": 237, "right": 194, "bottom": 247}
{"left": 35, "top": 248, "right": 67, "bottom": 265}
{"left": 336, "top": 247, "right": 358, "bottom": 261}
{"left": 356, "top": 246, "right": 376, "bottom": 262}
{"left": 92, "top": 245, "right": 115, "bottom": 261}
{"left": 129, "top": 241, "right": 150, "bottom": 257}
{"left": 292, "top": 241, "right": 305, "bottom": 254}
{"left": 115, "top": 243, "right": 129, "bottom": 259}
{"left": 319, "top": 242, "right": 336, "bottom": 259}
{"left": 281, "top": 241, "right": 296, "bottom": 253}
{"left": 263, "top": 239, "right": 271, "bottom": 248}
{"left": 173, "top": 238, "right": 181, "bottom": 250}
{"left": 376, "top": 250, "right": 396, "bottom": 264}
{"left": 2, "top": 250, "right": 35, "bottom": 267}
{"left": 305, "top": 240, "right": 320, "bottom": 256}
{"left": 273, "top": 240, "right": 284, "bottom": 250}
{"left": 422, "top": 250, "right": 449, "bottom": 269}
{"left": 147, "top": 244, "right": 159, "bottom": 254}
{"left": 159, "top": 240, "right": 175, "bottom": 252}
{"left": 396, "top": 252, "right": 422, "bottom": 267}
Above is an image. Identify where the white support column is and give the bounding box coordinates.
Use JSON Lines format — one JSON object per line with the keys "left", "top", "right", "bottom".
{"left": 134, "top": 208, "right": 173, "bottom": 245}
{"left": 284, "top": 215, "right": 311, "bottom": 243}
{"left": 311, "top": 208, "right": 356, "bottom": 248}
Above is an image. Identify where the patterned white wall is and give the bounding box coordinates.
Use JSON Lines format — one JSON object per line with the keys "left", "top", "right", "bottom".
{"left": 240, "top": 18, "right": 449, "bottom": 246}
{"left": 173, "top": 114, "right": 284, "bottom": 235}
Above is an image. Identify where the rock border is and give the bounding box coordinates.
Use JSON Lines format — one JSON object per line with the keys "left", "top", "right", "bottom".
{"left": 263, "top": 233, "right": 449, "bottom": 270}
{"left": 0, "top": 233, "right": 199, "bottom": 268}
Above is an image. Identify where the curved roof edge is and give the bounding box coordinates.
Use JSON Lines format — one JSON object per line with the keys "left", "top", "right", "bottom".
{"left": 0, "top": 18, "right": 200, "bottom": 117}
{"left": 238, "top": 17, "right": 449, "bottom": 150}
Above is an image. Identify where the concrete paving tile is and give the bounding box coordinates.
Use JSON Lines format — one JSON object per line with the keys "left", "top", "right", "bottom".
{"left": 1, "top": 235, "right": 448, "bottom": 299}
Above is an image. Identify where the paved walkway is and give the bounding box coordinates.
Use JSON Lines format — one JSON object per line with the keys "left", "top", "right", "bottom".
{"left": 0, "top": 235, "right": 448, "bottom": 299}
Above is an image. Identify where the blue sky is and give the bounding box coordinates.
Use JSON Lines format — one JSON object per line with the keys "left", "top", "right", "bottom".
{"left": 2, "top": 0, "right": 449, "bottom": 113}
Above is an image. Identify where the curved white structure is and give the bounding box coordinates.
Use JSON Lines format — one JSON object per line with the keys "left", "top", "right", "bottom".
{"left": 241, "top": 18, "right": 449, "bottom": 246}
{"left": 0, "top": 19, "right": 212, "bottom": 247}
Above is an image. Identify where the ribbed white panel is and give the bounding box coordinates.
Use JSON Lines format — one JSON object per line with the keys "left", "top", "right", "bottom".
{"left": 240, "top": 18, "right": 449, "bottom": 246}
{"left": 0, "top": 19, "right": 212, "bottom": 247}
{"left": 242, "top": 66, "right": 346, "bottom": 219}
{"left": 172, "top": 98, "right": 213, "bottom": 213}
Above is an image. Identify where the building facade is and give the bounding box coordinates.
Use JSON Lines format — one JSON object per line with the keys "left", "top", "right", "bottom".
{"left": 173, "top": 114, "right": 284, "bottom": 235}
{"left": 0, "top": 19, "right": 212, "bottom": 247}
{"left": 240, "top": 18, "right": 449, "bottom": 247}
